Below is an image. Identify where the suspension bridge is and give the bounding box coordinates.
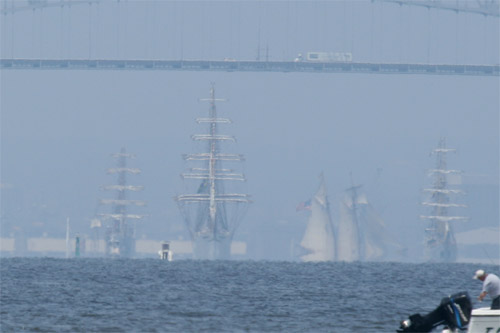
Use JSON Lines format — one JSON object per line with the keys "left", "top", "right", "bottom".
{"left": 1, "top": 0, "right": 499, "bottom": 76}
{"left": 1, "top": 58, "right": 498, "bottom": 76}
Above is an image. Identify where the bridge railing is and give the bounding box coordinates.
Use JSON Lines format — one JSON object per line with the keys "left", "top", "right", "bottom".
{"left": 1, "top": 59, "right": 498, "bottom": 76}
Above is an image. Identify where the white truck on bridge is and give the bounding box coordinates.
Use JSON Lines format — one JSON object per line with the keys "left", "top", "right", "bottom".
{"left": 294, "top": 52, "right": 353, "bottom": 62}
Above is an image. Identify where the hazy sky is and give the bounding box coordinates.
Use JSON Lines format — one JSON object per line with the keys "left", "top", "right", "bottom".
{"left": 1, "top": 0, "right": 499, "bottom": 261}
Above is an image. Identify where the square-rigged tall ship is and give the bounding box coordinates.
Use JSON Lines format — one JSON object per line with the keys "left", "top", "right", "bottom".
{"left": 92, "top": 148, "right": 146, "bottom": 258}
{"left": 175, "top": 85, "right": 251, "bottom": 260}
{"left": 421, "top": 138, "right": 467, "bottom": 262}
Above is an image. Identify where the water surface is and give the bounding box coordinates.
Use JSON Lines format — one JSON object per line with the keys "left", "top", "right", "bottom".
{"left": 1, "top": 258, "right": 495, "bottom": 332}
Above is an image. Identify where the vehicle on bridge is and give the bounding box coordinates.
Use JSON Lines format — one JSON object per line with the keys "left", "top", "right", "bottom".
{"left": 294, "top": 51, "right": 353, "bottom": 62}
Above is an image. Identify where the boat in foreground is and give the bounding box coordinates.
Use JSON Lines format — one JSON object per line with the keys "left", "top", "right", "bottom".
{"left": 397, "top": 291, "right": 500, "bottom": 332}
{"left": 464, "top": 307, "right": 500, "bottom": 333}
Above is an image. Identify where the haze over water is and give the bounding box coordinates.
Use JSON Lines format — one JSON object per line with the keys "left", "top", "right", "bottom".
{"left": 1, "top": 2, "right": 498, "bottom": 259}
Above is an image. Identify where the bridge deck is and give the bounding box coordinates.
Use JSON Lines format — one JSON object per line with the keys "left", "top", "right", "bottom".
{"left": 1, "top": 59, "right": 498, "bottom": 76}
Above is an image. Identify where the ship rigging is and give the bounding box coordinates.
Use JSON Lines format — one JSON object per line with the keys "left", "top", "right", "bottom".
{"left": 175, "top": 85, "right": 251, "bottom": 259}
{"left": 421, "top": 138, "right": 467, "bottom": 262}
{"left": 93, "top": 148, "right": 146, "bottom": 257}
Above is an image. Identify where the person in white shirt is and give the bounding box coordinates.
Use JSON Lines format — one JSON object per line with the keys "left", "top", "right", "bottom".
{"left": 473, "top": 269, "right": 500, "bottom": 310}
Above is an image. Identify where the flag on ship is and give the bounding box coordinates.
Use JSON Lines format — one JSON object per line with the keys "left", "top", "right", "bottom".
{"left": 296, "top": 199, "right": 312, "bottom": 211}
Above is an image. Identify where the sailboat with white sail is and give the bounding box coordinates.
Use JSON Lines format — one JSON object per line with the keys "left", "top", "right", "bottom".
{"left": 336, "top": 182, "right": 395, "bottom": 262}
{"left": 298, "top": 173, "right": 336, "bottom": 262}
{"left": 298, "top": 174, "right": 403, "bottom": 262}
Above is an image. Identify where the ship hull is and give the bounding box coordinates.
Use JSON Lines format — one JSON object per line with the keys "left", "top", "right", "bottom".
{"left": 193, "top": 238, "right": 231, "bottom": 260}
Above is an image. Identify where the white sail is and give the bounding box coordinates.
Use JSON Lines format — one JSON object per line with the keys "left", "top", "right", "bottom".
{"left": 336, "top": 187, "right": 399, "bottom": 262}
{"left": 336, "top": 197, "right": 360, "bottom": 262}
{"left": 100, "top": 185, "right": 144, "bottom": 192}
{"left": 107, "top": 167, "right": 141, "bottom": 174}
{"left": 300, "top": 175, "right": 335, "bottom": 262}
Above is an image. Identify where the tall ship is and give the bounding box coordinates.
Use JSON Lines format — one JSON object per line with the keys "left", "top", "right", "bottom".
{"left": 299, "top": 173, "right": 336, "bottom": 262}
{"left": 93, "top": 148, "right": 146, "bottom": 257}
{"left": 421, "top": 138, "right": 467, "bottom": 262}
{"left": 175, "top": 85, "right": 251, "bottom": 260}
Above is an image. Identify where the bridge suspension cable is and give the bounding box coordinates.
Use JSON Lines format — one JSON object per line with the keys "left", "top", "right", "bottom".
{"left": 1, "top": 0, "right": 101, "bottom": 15}
{"left": 378, "top": 0, "right": 500, "bottom": 17}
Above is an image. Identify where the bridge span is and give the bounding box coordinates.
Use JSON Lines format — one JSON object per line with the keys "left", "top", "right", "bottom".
{"left": 1, "top": 59, "right": 498, "bottom": 77}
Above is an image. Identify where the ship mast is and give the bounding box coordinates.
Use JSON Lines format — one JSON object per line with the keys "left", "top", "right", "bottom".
{"left": 420, "top": 138, "right": 467, "bottom": 262}
{"left": 345, "top": 178, "right": 365, "bottom": 261}
{"left": 207, "top": 87, "right": 220, "bottom": 228}
{"left": 98, "top": 147, "right": 146, "bottom": 257}
{"left": 175, "top": 84, "right": 251, "bottom": 259}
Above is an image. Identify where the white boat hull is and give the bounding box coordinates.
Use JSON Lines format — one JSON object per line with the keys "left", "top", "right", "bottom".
{"left": 467, "top": 307, "right": 500, "bottom": 333}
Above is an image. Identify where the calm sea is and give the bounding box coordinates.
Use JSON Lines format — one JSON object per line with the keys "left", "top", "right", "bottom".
{"left": 0, "top": 258, "right": 497, "bottom": 332}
